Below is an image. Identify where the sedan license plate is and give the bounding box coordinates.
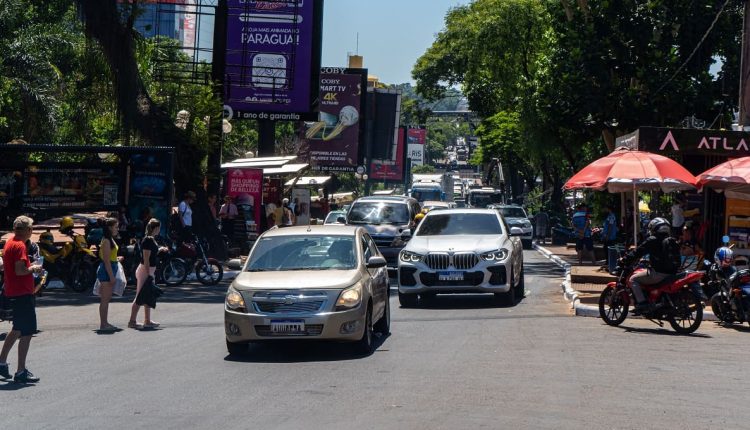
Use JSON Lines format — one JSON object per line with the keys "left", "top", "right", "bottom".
{"left": 438, "top": 271, "right": 464, "bottom": 281}
{"left": 270, "top": 320, "right": 305, "bottom": 334}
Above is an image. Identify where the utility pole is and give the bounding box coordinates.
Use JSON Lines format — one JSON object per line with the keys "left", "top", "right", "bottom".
{"left": 739, "top": 0, "right": 750, "bottom": 127}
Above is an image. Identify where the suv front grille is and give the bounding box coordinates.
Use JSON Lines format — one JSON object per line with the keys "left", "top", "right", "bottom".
{"left": 424, "top": 252, "right": 478, "bottom": 270}
{"left": 424, "top": 253, "right": 450, "bottom": 270}
{"left": 453, "top": 253, "right": 479, "bottom": 270}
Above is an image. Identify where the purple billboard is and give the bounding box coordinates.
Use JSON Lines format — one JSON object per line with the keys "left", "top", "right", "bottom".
{"left": 299, "top": 68, "right": 367, "bottom": 172}
{"left": 224, "top": 0, "right": 323, "bottom": 121}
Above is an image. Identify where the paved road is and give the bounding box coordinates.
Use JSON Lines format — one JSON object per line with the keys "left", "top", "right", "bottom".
{"left": 3, "top": 250, "right": 750, "bottom": 429}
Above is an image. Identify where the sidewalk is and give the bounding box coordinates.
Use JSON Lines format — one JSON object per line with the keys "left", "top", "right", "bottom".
{"left": 534, "top": 242, "right": 717, "bottom": 321}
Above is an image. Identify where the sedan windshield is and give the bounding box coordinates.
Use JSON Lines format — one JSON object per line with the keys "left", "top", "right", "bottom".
{"left": 247, "top": 235, "right": 356, "bottom": 271}
{"left": 416, "top": 213, "right": 503, "bottom": 236}
{"left": 348, "top": 202, "right": 410, "bottom": 225}
{"left": 498, "top": 207, "right": 526, "bottom": 218}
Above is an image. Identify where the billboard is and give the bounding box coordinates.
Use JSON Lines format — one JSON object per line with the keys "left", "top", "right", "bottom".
{"left": 370, "top": 127, "right": 405, "bottom": 181}
{"left": 128, "top": 152, "right": 174, "bottom": 229}
{"left": 226, "top": 167, "right": 263, "bottom": 238}
{"left": 300, "top": 68, "right": 367, "bottom": 172}
{"left": 407, "top": 127, "right": 426, "bottom": 166}
{"left": 224, "top": 0, "right": 323, "bottom": 121}
{"left": 22, "top": 165, "right": 121, "bottom": 212}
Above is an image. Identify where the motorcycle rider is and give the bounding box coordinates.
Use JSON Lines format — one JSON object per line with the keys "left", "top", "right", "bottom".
{"left": 621, "top": 217, "right": 682, "bottom": 314}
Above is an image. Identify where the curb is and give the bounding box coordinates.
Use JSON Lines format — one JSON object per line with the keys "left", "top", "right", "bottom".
{"left": 533, "top": 243, "right": 717, "bottom": 321}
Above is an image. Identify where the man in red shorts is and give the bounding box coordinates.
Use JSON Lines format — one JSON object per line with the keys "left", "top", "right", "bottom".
{"left": 0, "top": 216, "right": 43, "bottom": 383}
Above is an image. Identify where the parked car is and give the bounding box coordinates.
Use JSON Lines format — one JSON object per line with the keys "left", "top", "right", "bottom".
{"left": 224, "top": 225, "right": 390, "bottom": 355}
{"left": 397, "top": 209, "right": 524, "bottom": 307}
{"left": 324, "top": 210, "right": 347, "bottom": 225}
{"left": 345, "top": 196, "right": 421, "bottom": 270}
{"left": 488, "top": 204, "right": 533, "bottom": 249}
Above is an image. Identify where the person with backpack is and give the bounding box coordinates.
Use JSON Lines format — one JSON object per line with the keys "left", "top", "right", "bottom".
{"left": 620, "top": 217, "right": 682, "bottom": 315}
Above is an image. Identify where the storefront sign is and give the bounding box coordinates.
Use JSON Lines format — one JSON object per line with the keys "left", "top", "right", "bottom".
{"left": 617, "top": 127, "right": 750, "bottom": 156}
{"left": 300, "top": 68, "right": 367, "bottom": 172}
{"left": 224, "top": 0, "right": 323, "bottom": 120}
{"left": 226, "top": 168, "right": 262, "bottom": 237}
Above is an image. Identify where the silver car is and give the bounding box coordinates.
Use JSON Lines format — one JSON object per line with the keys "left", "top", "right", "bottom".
{"left": 225, "top": 226, "right": 390, "bottom": 355}
{"left": 397, "top": 209, "right": 524, "bottom": 307}
{"left": 488, "top": 204, "right": 534, "bottom": 249}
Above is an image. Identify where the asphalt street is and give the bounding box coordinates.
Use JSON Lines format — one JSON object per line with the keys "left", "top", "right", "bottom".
{"left": 3, "top": 250, "right": 750, "bottom": 429}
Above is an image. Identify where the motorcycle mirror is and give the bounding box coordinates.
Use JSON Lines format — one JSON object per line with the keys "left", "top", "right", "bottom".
{"left": 704, "top": 259, "right": 712, "bottom": 267}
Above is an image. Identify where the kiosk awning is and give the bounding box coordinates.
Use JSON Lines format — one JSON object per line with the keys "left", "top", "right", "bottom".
{"left": 263, "top": 163, "right": 309, "bottom": 176}
{"left": 285, "top": 176, "right": 332, "bottom": 186}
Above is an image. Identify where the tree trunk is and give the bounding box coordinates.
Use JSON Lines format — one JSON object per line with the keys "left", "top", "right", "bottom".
{"left": 77, "top": 0, "right": 226, "bottom": 259}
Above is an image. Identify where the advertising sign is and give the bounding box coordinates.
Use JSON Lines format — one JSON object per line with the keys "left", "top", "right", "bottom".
{"left": 226, "top": 168, "right": 263, "bottom": 239}
{"left": 407, "top": 127, "right": 426, "bottom": 166}
{"left": 291, "top": 187, "right": 310, "bottom": 225}
{"left": 22, "top": 165, "right": 121, "bottom": 212}
{"left": 224, "top": 0, "right": 323, "bottom": 121}
{"left": 370, "top": 127, "right": 405, "bottom": 181}
{"left": 128, "top": 152, "right": 173, "bottom": 229}
{"left": 300, "top": 68, "right": 367, "bottom": 172}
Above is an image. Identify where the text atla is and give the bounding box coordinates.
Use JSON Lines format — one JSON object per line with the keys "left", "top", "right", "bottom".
{"left": 659, "top": 130, "right": 750, "bottom": 152}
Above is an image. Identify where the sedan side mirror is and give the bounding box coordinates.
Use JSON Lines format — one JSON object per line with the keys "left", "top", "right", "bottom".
{"left": 510, "top": 227, "right": 524, "bottom": 236}
{"left": 226, "top": 258, "right": 243, "bottom": 271}
{"left": 337, "top": 216, "right": 346, "bottom": 224}
{"left": 400, "top": 229, "right": 412, "bottom": 240}
{"left": 366, "top": 256, "right": 387, "bottom": 269}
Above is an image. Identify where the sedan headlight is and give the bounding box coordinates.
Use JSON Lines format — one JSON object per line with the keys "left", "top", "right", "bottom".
{"left": 336, "top": 284, "right": 362, "bottom": 310}
{"left": 225, "top": 288, "right": 246, "bottom": 312}
{"left": 480, "top": 249, "right": 509, "bottom": 261}
{"left": 399, "top": 250, "right": 423, "bottom": 263}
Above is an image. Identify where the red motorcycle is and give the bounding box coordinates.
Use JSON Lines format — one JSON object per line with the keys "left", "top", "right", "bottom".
{"left": 599, "top": 260, "right": 704, "bottom": 334}
{"left": 161, "top": 234, "right": 223, "bottom": 286}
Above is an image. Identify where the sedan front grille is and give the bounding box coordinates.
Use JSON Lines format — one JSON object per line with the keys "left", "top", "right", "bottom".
{"left": 255, "top": 325, "right": 324, "bottom": 337}
{"left": 251, "top": 292, "right": 327, "bottom": 314}
{"left": 424, "top": 253, "right": 450, "bottom": 270}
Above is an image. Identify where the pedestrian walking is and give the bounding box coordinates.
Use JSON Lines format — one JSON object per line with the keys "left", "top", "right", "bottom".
{"left": 0, "top": 216, "right": 44, "bottom": 383}
{"left": 178, "top": 191, "right": 196, "bottom": 241}
{"left": 571, "top": 203, "right": 595, "bottom": 265}
{"left": 219, "top": 195, "right": 238, "bottom": 239}
{"left": 128, "top": 218, "right": 162, "bottom": 330}
{"left": 97, "top": 217, "right": 121, "bottom": 333}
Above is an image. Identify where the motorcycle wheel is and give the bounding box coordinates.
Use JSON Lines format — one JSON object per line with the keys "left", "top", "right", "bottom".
{"left": 668, "top": 290, "right": 703, "bottom": 334}
{"left": 196, "top": 260, "right": 223, "bottom": 286}
{"left": 598, "top": 285, "right": 629, "bottom": 326}
{"left": 161, "top": 258, "right": 188, "bottom": 287}
{"left": 70, "top": 263, "right": 95, "bottom": 293}
{"left": 710, "top": 293, "right": 733, "bottom": 323}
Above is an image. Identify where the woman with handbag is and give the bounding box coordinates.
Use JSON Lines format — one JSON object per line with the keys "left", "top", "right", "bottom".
{"left": 97, "top": 218, "right": 121, "bottom": 333}
{"left": 128, "top": 218, "right": 163, "bottom": 329}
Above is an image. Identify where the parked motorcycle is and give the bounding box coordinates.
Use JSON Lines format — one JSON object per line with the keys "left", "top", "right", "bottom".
{"left": 160, "top": 234, "right": 222, "bottom": 286}
{"left": 38, "top": 230, "right": 98, "bottom": 293}
{"left": 599, "top": 259, "right": 704, "bottom": 334}
{"left": 710, "top": 266, "right": 750, "bottom": 326}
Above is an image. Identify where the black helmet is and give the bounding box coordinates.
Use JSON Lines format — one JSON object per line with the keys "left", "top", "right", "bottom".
{"left": 647, "top": 217, "right": 671, "bottom": 236}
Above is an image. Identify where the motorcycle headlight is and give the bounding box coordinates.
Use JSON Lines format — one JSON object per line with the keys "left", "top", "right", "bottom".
{"left": 336, "top": 284, "right": 362, "bottom": 310}
{"left": 399, "top": 250, "right": 423, "bottom": 263}
{"left": 480, "top": 249, "right": 509, "bottom": 261}
{"left": 225, "top": 288, "right": 246, "bottom": 312}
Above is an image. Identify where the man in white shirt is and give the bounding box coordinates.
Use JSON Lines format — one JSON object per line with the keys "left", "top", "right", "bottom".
{"left": 178, "top": 190, "right": 195, "bottom": 241}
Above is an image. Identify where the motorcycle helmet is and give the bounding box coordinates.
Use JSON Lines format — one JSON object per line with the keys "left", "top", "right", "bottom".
{"left": 714, "top": 246, "right": 734, "bottom": 268}
{"left": 647, "top": 217, "right": 671, "bottom": 236}
{"left": 59, "top": 216, "right": 74, "bottom": 233}
{"left": 39, "top": 231, "right": 54, "bottom": 245}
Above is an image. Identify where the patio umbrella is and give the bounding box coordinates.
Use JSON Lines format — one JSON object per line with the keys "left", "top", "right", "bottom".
{"left": 697, "top": 156, "right": 750, "bottom": 196}
{"left": 564, "top": 148, "right": 697, "bottom": 245}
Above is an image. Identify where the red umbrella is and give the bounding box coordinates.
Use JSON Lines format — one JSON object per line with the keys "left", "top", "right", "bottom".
{"left": 697, "top": 156, "right": 750, "bottom": 194}
{"left": 564, "top": 148, "right": 697, "bottom": 245}
{"left": 564, "top": 148, "right": 697, "bottom": 193}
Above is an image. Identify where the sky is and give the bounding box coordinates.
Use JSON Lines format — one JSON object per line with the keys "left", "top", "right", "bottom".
{"left": 321, "top": 0, "right": 470, "bottom": 85}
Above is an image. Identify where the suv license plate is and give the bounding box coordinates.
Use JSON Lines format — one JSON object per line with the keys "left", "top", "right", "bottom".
{"left": 270, "top": 320, "right": 305, "bottom": 334}
{"left": 438, "top": 271, "right": 464, "bottom": 281}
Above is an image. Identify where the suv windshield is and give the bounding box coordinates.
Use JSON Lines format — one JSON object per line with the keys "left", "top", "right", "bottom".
{"left": 247, "top": 235, "right": 356, "bottom": 271}
{"left": 497, "top": 207, "right": 526, "bottom": 218}
{"left": 416, "top": 213, "right": 503, "bottom": 236}
{"left": 348, "top": 202, "right": 410, "bottom": 225}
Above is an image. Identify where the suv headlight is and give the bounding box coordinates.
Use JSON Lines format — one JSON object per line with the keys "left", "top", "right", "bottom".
{"left": 399, "top": 250, "right": 423, "bottom": 263}
{"left": 523, "top": 220, "right": 532, "bottom": 228}
{"left": 480, "top": 249, "right": 509, "bottom": 261}
{"left": 225, "top": 287, "right": 246, "bottom": 312}
{"left": 336, "top": 284, "right": 362, "bottom": 310}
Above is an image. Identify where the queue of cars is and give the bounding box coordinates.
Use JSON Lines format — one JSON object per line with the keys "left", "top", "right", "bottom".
{"left": 224, "top": 195, "right": 528, "bottom": 356}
